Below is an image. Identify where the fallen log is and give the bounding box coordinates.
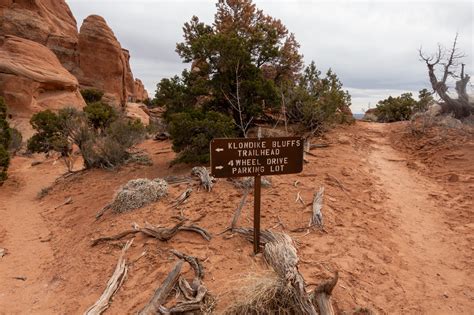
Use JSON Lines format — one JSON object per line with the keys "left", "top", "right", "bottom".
{"left": 138, "top": 260, "right": 184, "bottom": 315}
{"left": 84, "top": 240, "right": 133, "bottom": 315}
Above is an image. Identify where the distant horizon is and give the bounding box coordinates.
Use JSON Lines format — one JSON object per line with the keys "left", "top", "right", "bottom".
{"left": 68, "top": 0, "right": 473, "bottom": 113}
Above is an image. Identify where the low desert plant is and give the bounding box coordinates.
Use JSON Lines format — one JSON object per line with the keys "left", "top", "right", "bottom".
{"left": 0, "top": 97, "right": 12, "bottom": 183}
{"left": 223, "top": 271, "right": 303, "bottom": 315}
{"left": 80, "top": 88, "right": 104, "bottom": 104}
{"left": 109, "top": 178, "right": 168, "bottom": 213}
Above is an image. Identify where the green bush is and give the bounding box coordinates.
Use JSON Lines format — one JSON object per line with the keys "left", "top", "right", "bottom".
{"left": 286, "top": 63, "right": 352, "bottom": 134}
{"left": 168, "top": 110, "right": 236, "bottom": 164}
{"left": 84, "top": 101, "right": 118, "bottom": 130}
{"left": 80, "top": 89, "right": 104, "bottom": 104}
{"left": 374, "top": 93, "right": 417, "bottom": 122}
{"left": 28, "top": 107, "right": 146, "bottom": 170}
{"left": 0, "top": 97, "right": 11, "bottom": 183}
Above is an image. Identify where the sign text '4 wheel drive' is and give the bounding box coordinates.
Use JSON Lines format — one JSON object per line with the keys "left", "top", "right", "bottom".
{"left": 210, "top": 137, "right": 304, "bottom": 178}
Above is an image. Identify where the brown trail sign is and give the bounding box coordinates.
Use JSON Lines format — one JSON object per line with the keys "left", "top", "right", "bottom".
{"left": 210, "top": 137, "right": 304, "bottom": 253}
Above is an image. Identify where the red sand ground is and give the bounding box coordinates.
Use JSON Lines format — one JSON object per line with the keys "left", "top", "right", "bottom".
{"left": 0, "top": 121, "right": 473, "bottom": 314}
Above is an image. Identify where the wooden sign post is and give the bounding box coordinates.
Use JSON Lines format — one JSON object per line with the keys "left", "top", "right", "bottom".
{"left": 210, "top": 136, "right": 304, "bottom": 254}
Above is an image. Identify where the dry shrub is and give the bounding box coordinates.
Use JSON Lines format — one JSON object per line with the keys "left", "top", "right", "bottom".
{"left": 223, "top": 271, "right": 304, "bottom": 315}
{"left": 110, "top": 178, "right": 168, "bottom": 213}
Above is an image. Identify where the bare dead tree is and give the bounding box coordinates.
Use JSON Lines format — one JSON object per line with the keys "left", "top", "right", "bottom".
{"left": 419, "top": 33, "right": 473, "bottom": 118}
{"left": 222, "top": 60, "right": 253, "bottom": 137}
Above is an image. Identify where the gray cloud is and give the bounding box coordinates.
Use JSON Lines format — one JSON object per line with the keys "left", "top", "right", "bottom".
{"left": 68, "top": 0, "right": 473, "bottom": 113}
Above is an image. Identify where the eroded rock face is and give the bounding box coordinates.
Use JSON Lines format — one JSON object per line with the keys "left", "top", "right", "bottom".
{"left": 134, "top": 79, "right": 148, "bottom": 102}
{"left": 76, "top": 15, "right": 135, "bottom": 107}
{"left": 125, "top": 102, "right": 150, "bottom": 126}
{"left": 0, "top": 35, "right": 85, "bottom": 136}
{"left": 0, "top": 0, "right": 79, "bottom": 72}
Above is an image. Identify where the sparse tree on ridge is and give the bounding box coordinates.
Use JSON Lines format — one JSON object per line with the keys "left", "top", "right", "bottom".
{"left": 419, "top": 34, "right": 473, "bottom": 118}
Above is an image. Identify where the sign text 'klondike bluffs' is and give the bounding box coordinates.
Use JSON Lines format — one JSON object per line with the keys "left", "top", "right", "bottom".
{"left": 210, "top": 137, "right": 304, "bottom": 178}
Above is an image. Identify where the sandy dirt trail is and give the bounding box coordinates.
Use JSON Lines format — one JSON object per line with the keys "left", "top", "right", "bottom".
{"left": 0, "top": 157, "right": 67, "bottom": 313}
{"left": 362, "top": 123, "right": 472, "bottom": 314}
{"left": 0, "top": 123, "right": 472, "bottom": 314}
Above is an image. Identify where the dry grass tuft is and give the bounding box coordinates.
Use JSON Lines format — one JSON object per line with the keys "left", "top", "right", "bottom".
{"left": 110, "top": 178, "right": 168, "bottom": 213}
{"left": 223, "top": 271, "right": 305, "bottom": 315}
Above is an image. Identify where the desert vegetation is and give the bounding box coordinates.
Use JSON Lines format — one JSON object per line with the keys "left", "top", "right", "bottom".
{"left": 27, "top": 91, "right": 146, "bottom": 171}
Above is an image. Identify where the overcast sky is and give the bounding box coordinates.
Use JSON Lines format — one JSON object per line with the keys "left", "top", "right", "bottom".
{"left": 68, "top": 0, "right": 473, "bottom": 113}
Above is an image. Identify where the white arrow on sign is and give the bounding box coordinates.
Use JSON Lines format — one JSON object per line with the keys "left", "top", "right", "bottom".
{"left": 215, "top": 166, "right": 224, "bottom": 170}
{"left": 215, "top": 148, "right": 224, "bottom": 152}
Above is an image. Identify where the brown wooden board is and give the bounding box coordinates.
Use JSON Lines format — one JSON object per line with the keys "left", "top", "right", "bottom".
{"left": 210, "top": 137, "right": 304, "bottom": 178}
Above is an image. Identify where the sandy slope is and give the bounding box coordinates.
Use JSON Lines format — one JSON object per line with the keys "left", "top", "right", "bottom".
{"left": 0, "top": 122, "right": 472, "bottom": 314}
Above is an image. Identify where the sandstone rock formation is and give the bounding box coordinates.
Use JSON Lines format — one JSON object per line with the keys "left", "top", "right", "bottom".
{"left": 0, "top": 35, "right": 85, "bottom": 136}
{"left": 125, "top": 103, "right": 150, "bottom": 125}
{"left": 76, "top": 15, "right": 136, "bottom": 107}
{"left": 0, "top": 0, "right": 79, "bottom": 72}
{"left": 134, "top": 79, "right": 148, "bottom": 102}
{"left": 0, "top": 1, "right": 149, "bottom": 129}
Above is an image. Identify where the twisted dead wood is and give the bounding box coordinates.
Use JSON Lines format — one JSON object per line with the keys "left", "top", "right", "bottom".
{"left": 191, "top": 167, "right": 214, "bottom": 192}
{"left": 91, "top": 221, "right": 210, "bottom": 246}
{"left": 85, "top": 240, "right": 133, "bottom": 315}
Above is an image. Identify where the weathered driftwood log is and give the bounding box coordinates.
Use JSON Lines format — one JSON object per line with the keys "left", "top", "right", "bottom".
{"left": 312, "top": 271, "right": 339, "bottom": 315}
{"left": 138, "top": 260, "right": 184, "bottom": 315}
{"left": 92, "top": 221, "right": 211, "bottom": 246}
{"left": 84, "top": 240, "right": 133, "bottom": 315}
{"left": 310, "top": 187, "right": 324, "bottom": 228}
{"left": 263, "top": 232, "right": 317, "bottom": 315}
{"left": 191, "top": 167, "right": 214, "bottom": 192}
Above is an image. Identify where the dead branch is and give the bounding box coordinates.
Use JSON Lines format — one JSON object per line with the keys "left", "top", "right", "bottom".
{"left": 91, "top": 221, "right": 184, "bottom": 246}
{"left": 310, "top": 187, "right": 324, "bottom": 228}
{"left": 95, "top": 204, "right": 111, "bottom": 220}
{"left": 295, "top": 191, "right": 305, "bottom": 206}
{"left": 191, "top": 167, "right": 214, "bottom": 192}
{"left": 178, "top": 225, "right": 212, "bottom": 241}
{"left": 138, "top": 260, "right": 184, "bottom": 315}
{"left": 171, "top": 249, "right": 205, "bottom": 279}
{"left": 171, "top": 188, "right": 193, "bottom": 208}
{"left": 310, "top": 143, "right": 330, "bottom": 149}
{"left": 85, "top": 240, "right": 133, "bottom": 315}
{"left": 230, "top": 188, "right": 250, "bottom": 230}
{"left": 55, "top": 197, "right": 73, "bottom": 209}
{"left": 164, "top": 175, "right": 194, "bottom": 185}
{"left": 312, "top": 271, "right": 339, "bottom": 315}
{"left": 325, "top": 173, "right": 350, "bottom": 193}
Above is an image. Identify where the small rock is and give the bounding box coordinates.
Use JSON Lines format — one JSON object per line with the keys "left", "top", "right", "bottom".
{"left": 443, "top": 292, "right": 449, "bottom": 298}
{"left": 31, "top": 161, "right": 42, "bottom": 166}
{"left": 0, "top": 248, "right": 6, "bottom": 257}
